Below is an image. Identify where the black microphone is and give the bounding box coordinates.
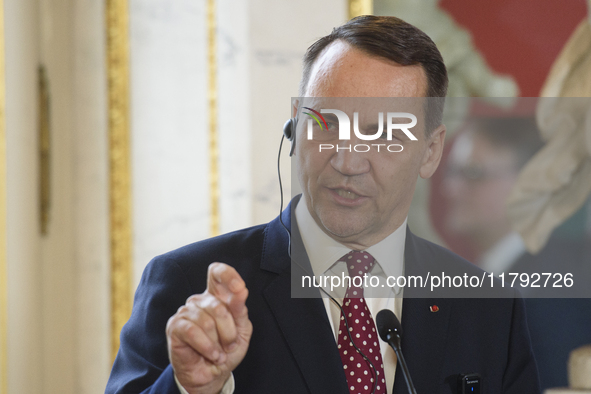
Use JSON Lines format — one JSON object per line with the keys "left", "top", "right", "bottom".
{"left": 376, "top": 309, "right": 418, "bottom": 394}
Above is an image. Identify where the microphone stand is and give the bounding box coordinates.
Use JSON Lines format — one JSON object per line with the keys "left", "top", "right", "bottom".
{"left": 384, "top": 332, "right": 417, "bottom": 394}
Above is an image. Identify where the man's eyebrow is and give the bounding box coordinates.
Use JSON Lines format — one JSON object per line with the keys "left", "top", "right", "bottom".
{"left": 357, "top": 122, "right": 411, "bottom": 138}
{"left": 322, "top": 113, "right": 339, "bottom": 122}
{"left": 362, "top": 122, "right": 384, "bottom": 131}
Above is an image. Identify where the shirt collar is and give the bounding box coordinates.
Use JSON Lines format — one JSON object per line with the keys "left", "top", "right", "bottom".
{"left": 294, "top": 197, "right": 406, "bottom": 282}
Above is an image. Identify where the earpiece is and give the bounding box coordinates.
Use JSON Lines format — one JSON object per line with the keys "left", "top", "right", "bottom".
{"left": 283, "top": 118, "right": 296, "bottom": 141}
{"left": 283, "top": 117, "right": 297, "bottom": 156}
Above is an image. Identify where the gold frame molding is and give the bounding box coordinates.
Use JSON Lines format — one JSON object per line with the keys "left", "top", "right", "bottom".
{"left": 0, "top": 0, "right": 7, "bottom": 390}
{"left": 106, "top": 0, "right": 133, "bottom": 362}
{"left": 208, "top": 0, "right": 220, "bottom": 237}
{"left": 348, "top": 0, "right": 373, "bottom": 19}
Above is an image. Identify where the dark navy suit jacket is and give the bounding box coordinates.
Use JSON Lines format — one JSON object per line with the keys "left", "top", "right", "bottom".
{"left": 106, "top": 199, "right": 540, "bottom": 393}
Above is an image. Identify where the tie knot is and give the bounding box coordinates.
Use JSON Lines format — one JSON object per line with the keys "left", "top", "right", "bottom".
{"left": 341, "top": 250, "right": 375, "bottom": 278}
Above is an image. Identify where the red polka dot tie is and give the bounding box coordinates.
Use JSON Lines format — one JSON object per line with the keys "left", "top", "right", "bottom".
{"left": 337, "top": 251, "right": 387, "bottom": 394}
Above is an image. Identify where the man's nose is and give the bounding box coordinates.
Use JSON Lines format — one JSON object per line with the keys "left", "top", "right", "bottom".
{"left": 330, "top": 141, "right": 371, "bottom": 176}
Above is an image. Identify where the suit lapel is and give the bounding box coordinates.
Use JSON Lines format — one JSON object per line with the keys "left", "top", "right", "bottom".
{"left": 392, "top": 229, "right": 452, "bottom": 394}
{"left": 261, "top": 199, "right": 349, "bottom": 393}
{"left": 263, "top": 272, "right": 349, "bottom": 393}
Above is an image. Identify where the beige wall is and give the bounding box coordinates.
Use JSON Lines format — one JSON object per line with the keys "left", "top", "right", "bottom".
{"left": 71, "top": 0, "right": 111, "bottom": 390}
{"left": 5, "top": 0, "right": 110, "bottom": 392}
{"left": 5, "top": 0, "right": 42, "bottom": 392}
{"left": 39, "top": 0, "right": 76, "bottom": 390}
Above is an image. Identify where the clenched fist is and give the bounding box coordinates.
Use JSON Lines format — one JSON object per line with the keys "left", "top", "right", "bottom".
{"left": 166, "top": 262, "right": 253, "bottom": 394}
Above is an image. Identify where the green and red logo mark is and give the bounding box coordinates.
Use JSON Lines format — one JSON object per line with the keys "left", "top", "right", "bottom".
{"left": 303, "top": 106, "right": 328, "bottom": 131}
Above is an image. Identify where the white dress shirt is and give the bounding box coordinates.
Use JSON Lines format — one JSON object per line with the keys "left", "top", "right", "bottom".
{"left": 295, "top": 198, "right": 406, "bottom": 392}
{"left": 175, "top": 367, "right": 235, "bottom": 393}
{"left": 176, "top": 198, "right": 407, "bottom": 394}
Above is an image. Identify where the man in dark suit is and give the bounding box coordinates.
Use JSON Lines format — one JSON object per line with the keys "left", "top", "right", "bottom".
{"left": 106, "top": 16, "right": 540, "bottom": 394}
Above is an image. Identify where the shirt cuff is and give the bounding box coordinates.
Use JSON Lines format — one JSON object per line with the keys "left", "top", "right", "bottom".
{"left": 174, "top": 372, "right": 235, "bottom": 394}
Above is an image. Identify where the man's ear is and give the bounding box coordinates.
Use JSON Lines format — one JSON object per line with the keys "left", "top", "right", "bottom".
{"left": 289, "top": 99, "right": 300, "bottom": 156}
{"left": 419, "top": 124, "right": 446, "bottom": 179}
{"left": 292, "top": 98, "right": 299, "bottom": 118}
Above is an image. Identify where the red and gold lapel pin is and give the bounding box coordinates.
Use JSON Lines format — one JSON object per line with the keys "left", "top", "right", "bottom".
{"left": 430, "top": 305, "right": 439, "bottom": 312}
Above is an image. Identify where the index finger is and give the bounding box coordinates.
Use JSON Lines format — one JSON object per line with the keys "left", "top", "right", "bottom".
{"left": 206, "top": 262, "right": 248, "bottom": 314}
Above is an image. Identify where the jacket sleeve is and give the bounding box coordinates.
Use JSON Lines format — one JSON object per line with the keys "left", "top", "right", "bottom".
{"left": 503, "top": 294, "right": 541, "bottom": 394}
{"left": 105, "top": 255, "right": 195, "bottom": 394}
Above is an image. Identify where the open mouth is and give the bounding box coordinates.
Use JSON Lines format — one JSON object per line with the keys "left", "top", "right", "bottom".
{"left": 335, "top": 189, "right": 361, "bottom": 200}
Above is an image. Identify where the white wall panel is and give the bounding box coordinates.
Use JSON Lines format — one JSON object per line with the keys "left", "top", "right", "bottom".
{"left": 129, "top": 0, "right": 209, "bottom": 287}
{"left": 247, "top": 0, "right": 348, "bottom": 225}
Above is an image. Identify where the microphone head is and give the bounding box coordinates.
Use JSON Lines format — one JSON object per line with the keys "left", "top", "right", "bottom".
{"left": 376, "top": 309, "right": 403, "bottom": 342}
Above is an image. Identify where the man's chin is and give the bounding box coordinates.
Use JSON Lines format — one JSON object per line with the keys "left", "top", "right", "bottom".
{"left": 318, "top": 218, "right": 369, "bottom": 242}
{"left": 311, "top": 203, "right": 375, "bottom": 240}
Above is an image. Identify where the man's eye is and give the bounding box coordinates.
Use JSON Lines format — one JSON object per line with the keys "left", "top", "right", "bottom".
{"left": 379, "top": 131, "right": 402, "bottom": 141}
{"left": 326, "top": 122, "right": 337, "bottom": 130}
{"left": 380, "top": 131, "right": 404, "bottom": 142}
